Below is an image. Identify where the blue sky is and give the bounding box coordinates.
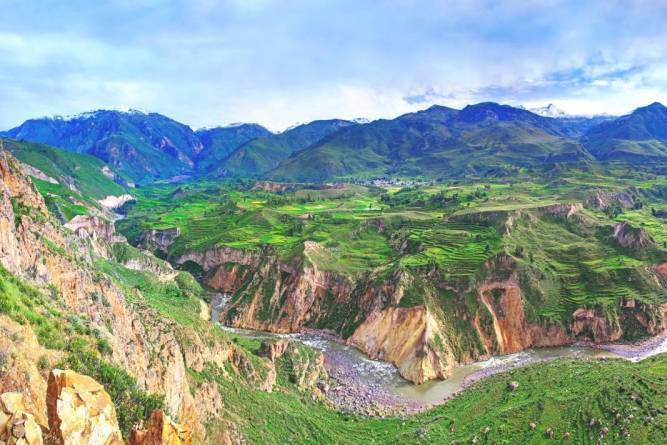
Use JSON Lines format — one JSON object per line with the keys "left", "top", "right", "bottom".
{"left": 1, "top": 0, "right": 666, "bottom": 130}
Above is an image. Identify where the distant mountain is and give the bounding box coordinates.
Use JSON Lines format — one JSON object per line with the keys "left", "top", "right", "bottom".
{"left": 5, "top": 102, "right": 665, "bottom": 184}
{"left": 221, "top": 119, "right": 356, "bottom": 177}
{"left": 583, "top": 102, "right": 667, "bottom": 161}
{"left": 2, "top": 110, "right": 203, "bottom": 184}
{"left": 269, "top": 102, "right": 592, "bottom": 182}
{"left": 195, "top": 124, "right": 271, "bottom": 174}
{"left": 2, "top": 111, "right": 355, "bottom": 182}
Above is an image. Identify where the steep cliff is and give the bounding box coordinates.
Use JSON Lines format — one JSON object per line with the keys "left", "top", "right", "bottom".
{"left": 0, "top": 148, "right": 325, "bottom": 442}
{"left": 175, "top": 205, "right": 667, "bottom": 384}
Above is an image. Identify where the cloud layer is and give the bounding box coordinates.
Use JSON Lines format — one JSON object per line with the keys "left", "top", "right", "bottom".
{"left": 1, "top": 0, "right": 666, "bottom": 130}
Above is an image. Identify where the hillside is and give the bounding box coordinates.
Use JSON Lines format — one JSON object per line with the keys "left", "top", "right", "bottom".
{"left": 2, "top": 129, "right": 667, "bottom": 444}
{"left": 195, "top": 124, "right": 272, "bottom": 174}
{"left": 5, "top": 103, "right": 667, "bottom": 185}
{"left": 221, "top": 119, "right": 356, "bottom": 177}
{"left": 269, "top": 103, "right": 592, "bottom": 182}
{"left": 117, "top": 170, "right": 667, "bottom": 385}
{"left": 2, "top": 110, "right": 208, "bottom": 184}
{"left": 583, "top": 102, "right": 667, "bottom": 161}
{"left": 0, "top": 137, "right": 129, "bottom": 220}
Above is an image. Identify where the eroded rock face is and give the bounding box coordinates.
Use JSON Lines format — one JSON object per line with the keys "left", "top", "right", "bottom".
{"left": 0, "top": 316, "right": 51, "bottom": 428}
{"left": 613, "top": 222, "right": 654, "bottom": 249}
{"left": 348, "top": 306, "right": 454, "bottom": 384}
{"left": 127, "top": 410, "right": 191, "bottom": 445}
{"left": 585, "top": 190, "right": 637, "bottom": 210}
{"left": 538, "top": 203, "right": 583, "bottom": 219}
{"left": 64, "top": 215, "right": 126, "bottom": 244}
{"left": 570, "top": 308, "right": 622, "bottom": 342}
{"left": 0, "top": 392, "right": 44, "bottom": 445}
{"left": 137, "top": 228, "right": 181, "bottom": 255}
{"left": 46, "top": 369, "right": 124, "bottom": 445}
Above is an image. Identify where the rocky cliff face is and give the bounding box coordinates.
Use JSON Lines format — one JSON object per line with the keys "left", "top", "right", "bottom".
{"left": 64, "top": 215, "right": 127, "bottom": 244}
{"left": 47, "top": 369, "right": 125, "bottom": 445}
{"left": 1, "top": 369, "right": 193, "bottom": 445}
{"left": 128, "top": 410, "right": 191, "bottom": 445}
{"left": 613, "top": 221, "right": 654, "bottom": 249}
{"left": 0, "top": 148, "right": 308, "bottom": 442}
{"left": 137, "top": 228, "right": 181, "bottom": 255}
{"left": 179, "top": 219, "right": 667, "bottom": 385}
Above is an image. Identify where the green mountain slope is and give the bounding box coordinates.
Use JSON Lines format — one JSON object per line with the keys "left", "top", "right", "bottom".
{"left": 270, "top": 103, "right": 592, "bottom": 182}
{"left": 222, "top": 119, "right": 355, "bottom": 177}
{"left": 1, "top": 137, "right": 126, "bottom": 199}
{"left": 195, "top": 124, "right": 272, "bottom": 174}
{"left": 1, "top": 137, "right": 129, "bottom": 220}
{"left": 583, "top": 102, "right": 667, "bottom": 161}
{"left": 2, "top": 110, "right": 203, "bottom": 184}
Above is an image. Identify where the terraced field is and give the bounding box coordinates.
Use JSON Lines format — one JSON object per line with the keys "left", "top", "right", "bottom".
{"left": 116, "top": 172, "right": 667, "bottom": 337}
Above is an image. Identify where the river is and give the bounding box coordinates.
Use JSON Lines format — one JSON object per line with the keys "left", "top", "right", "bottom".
{"left": 212, "top": 294, "right": 667, "bottom": 413}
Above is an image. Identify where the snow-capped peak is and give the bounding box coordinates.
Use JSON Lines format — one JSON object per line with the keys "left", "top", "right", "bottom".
{"left": 45, "top": 109, "right": 146, "bottom": 122}
{"left": 529, "top": 104, "right": 567, "bottom": 118}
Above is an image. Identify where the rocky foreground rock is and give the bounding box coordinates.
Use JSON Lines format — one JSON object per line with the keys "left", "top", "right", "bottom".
{"left": 0, "top": 392, "right": 44, "bottom": 445}
{"left": 46, "top": 369, "right": 125, "bottom": 445}
{"left": 0, "top": 370, "right": 190, "bottom": 445}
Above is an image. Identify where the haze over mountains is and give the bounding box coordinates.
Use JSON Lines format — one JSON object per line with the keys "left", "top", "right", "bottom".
{"left": 3, "top": 102, "right": 667, "bottom": 184}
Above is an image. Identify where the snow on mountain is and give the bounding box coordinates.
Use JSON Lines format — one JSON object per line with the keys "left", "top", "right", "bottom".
{"left": 529, "top": 104, "right": 567, "bottom": 118}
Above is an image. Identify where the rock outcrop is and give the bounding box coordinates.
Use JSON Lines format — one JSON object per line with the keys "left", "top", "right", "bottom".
{"left": 128, "top": 410, "right": 191, "bottom": 445}
{"left": 348, "top": 306, "right": 454, "bottom": 384}
{"left": 64, "top": 215, "right": 126, "bottom": 244}
{"left": 0, "top": 393, "right": 44, "bottom": 445}
{"left": 137, "top": 229, "right": 181, "bottom": 255}
{"left": 20, "top": 162, "right": 58, "bottom": 185}
{"left": 46, "top": 369, "right": 124, "bottom": 445}
{"left": 585, "top": 190, "right": 637, "bottom": 210}
{"left": 612, "top": 221, "right": 654, "bottom": 249}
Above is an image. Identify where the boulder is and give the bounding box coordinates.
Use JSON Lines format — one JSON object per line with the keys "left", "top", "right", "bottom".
{"left": 46, "top": 369, "right": 123, "bottom": 445}
{"left": 127, "top": 410, "right": 191, "bottom": 445}
{"left": 0, "top": 392, "right": 44, "bottom": 445}
{"left": 257, "top": 340, "right": 290, "bottom": 362}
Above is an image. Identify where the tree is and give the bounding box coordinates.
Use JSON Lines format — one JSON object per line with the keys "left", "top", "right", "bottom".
{"left": 604, "top": 201, "right": 624, "bottom": 219}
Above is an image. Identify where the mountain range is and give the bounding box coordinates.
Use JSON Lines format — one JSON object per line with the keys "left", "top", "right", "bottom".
{"left": 3, "top": 102, "right": 667, "bottom": 183}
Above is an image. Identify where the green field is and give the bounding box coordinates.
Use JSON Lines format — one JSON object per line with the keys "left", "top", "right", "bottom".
{"left": 118, "top": 171, "right": 667, "bottom": 327}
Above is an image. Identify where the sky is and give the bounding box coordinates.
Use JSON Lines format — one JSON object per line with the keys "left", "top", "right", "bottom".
{"left": 1, "top": 0, "right": 667, "bottom": 131}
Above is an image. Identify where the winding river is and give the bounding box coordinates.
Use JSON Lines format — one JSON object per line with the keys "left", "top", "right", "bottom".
{"left": 211, "top": 294, "right": 667, "bottom": 412}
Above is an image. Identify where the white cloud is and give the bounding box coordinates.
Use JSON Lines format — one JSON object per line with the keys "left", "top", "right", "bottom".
{"left": 1, "top": 0, "right": 667, "bottom": 129}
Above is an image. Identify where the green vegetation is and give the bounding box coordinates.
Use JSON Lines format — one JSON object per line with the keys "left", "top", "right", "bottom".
{"left": 0, "top": 264, "right": 164, "bottom": 438}
{"left": 222, "top": 119, "right": 354, "bottom": 177}
{"left": 0, "top": 265, "right": 66, "bottom": 349}
{"left": 96, "top": 258, "right": 207, "bottom": 328}
{"left": 2, "top": 138, "right": 126, "bottom": 198}
{"left": 59, "top": 339, "right": 165, "bottom": 438}
{"left": 118, "top": 170, "right": 667, "bottom": 326}
{"left": 196, "top": 353, "right": 667, "bottom": 444}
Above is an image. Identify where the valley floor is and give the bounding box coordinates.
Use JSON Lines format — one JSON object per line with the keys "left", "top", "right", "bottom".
{"left": 209, "top": 353, "right": 667, "bottom": 444}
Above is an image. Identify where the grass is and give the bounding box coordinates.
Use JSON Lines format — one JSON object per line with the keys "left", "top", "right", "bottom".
{"left": 2, "top": 137, "right": 126, "bottom": 199}
{"left": 199, "top": 354, "right": 667, "bottom": 444}
{"left": 116, "top": 173, "right": 667, "bottom": 336}
{"left": 95, "top": 259, "right": 206, "bottom": 329}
